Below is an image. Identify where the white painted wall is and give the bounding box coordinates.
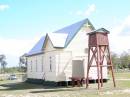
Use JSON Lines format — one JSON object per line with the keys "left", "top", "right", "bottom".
{"left": 27, "top": 38, "right": 57, "bottom": 81}
{"left": 65, "top": 24, "right": 91, "bottom": 56}
{"left": 27, "top": 54, "right": 44, "bottom": 79}
{"left": 64, "top": 24, "right": 92, "bottom": 79}
{"left": 55, "top": 51, "right": 72, "bottom": 81}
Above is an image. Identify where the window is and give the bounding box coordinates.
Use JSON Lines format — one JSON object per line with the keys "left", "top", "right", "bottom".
{"left": 30, "top": 60, "right": 32, "bottom": 72}
{"left": 36, "top": 59, "right": 37, "bottom": 72}
{"left": 49, "top": 56, "right": 52, "bottom": 72}
{"left": 41, "top": 56, "right": 44, "bottom": 72}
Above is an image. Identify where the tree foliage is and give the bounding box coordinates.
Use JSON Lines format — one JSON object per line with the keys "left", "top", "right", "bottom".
{"left": 19, "top": 53, "right": 27, "bottom": 72}
{"left": 111, "top": 51, "right": 130, "bottom": 70}
{"left": 0, "top": 54, "right": 7, "bottom": 73}
{"left": 111, "top": 52, "right": 119, "bottom": 69}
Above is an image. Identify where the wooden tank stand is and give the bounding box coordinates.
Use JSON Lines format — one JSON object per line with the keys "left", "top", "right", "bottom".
{"left": 86, "top": 28, "right": 116, "bottom": 90}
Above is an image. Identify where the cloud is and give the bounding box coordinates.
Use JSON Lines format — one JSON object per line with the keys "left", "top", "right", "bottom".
{"left": 0, "top": 4, "right": 10, "bottom": 11}
{"left": 0, "top": 38, "right": 40, "bottom": 56}
{"left": 118, "top": 16, "right": 130, "bottom": 36}
{"left": 84, "top": 4, "right": 96, "bottom": 16}
{"left": 109, "top": 15, "right": 130, "bottom": 54}
{"left": 109, "top": 35, "right": 130, "bottom": 54}
{"left": 74, "top": 4, "right": 96, "bottom": 16}
{"left": 111, "top": 15, "right": 130, "bottom": 36}
{"left": 75, "top": 10, "right": 83, "bottom": 15}
{"left": 0, "top": 37, "right": 40, "bottom": 67}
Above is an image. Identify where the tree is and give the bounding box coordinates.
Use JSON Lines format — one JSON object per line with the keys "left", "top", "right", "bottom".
{"left": 111, "top": 50, "right": 130, "bottom": 70}
{"left": 119, "top": 51, "right": 130, "bottom": 69}
{"left": 128, "top": 63, "right": 130, "bottom": 70}
{"left": 0, "top": 54, "right": 5, "bottom": 62}
{"left": 0, "top": 54, "right": 7, "bottom": 73}
{"left": 19, "top": 53, "right": 27, "bottom": 72}
{"left": 111, "top": 52, "right": 120, "bottom": 70}
{"left": 1, "top": 61, "right": 7, "bottom": 73}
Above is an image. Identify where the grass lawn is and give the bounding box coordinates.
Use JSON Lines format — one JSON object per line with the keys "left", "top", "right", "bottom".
{"left": 0, "top": 72, "right": 130, "bottom": 97}
{"left": 115, "top": 71, "right": 130, "bottom": 78}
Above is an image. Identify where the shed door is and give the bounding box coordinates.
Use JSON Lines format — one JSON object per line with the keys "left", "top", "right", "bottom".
{"left": 72, "top": 60, "right": 84, "bottom": 78}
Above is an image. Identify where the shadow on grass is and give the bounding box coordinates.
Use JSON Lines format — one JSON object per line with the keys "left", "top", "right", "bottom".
{"left": 0, "top": 82, "right": 65, "bottom": 91}
{"left": 0, "top": 82, "right": 41, "bottom": 90}
{"left": 0, "top": 81, "right": 86, "bottom": 93}
{"left": 30, "top": 88, "right": 82, "bottom": 93}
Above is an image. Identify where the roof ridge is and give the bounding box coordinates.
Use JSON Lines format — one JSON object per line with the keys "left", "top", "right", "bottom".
{"left": 54, "top": 18, "right": 88, "bottom": 33}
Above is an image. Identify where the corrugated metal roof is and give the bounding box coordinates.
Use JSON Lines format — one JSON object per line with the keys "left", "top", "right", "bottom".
{"left": 27, "top": 18, "right": 95, "bottom": 56}
{"left": 27, "top": 36, "right": 45, "bottom": 56}
{"left": 96, "top": 28, "right": 109, "bottom": 33}
{"left": 88, "top": 28, "right": 109, "bottom": 34}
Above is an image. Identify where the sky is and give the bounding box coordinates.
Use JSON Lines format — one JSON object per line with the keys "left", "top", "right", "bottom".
{"left": 0, "top": 0, "right": 130, "bottom": 67}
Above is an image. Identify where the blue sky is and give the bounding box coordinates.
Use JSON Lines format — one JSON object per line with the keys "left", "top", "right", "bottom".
{"left": 0, "top": 0, "right": 130, "bottom": 67}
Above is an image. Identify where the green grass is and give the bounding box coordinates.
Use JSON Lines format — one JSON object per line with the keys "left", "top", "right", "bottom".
{"left": 114, "top": 72, "right": 130, "bottom": 78}
{"left": 0, "top": 79, "right": 14, "bottom": 84}
{"left": 0, "top": 72, "right": 130, "bottom": 97}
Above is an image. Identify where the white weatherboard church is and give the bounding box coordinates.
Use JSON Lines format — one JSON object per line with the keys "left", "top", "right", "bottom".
{"left": 26, "top": 18, "right": 108, "bottom": 84}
